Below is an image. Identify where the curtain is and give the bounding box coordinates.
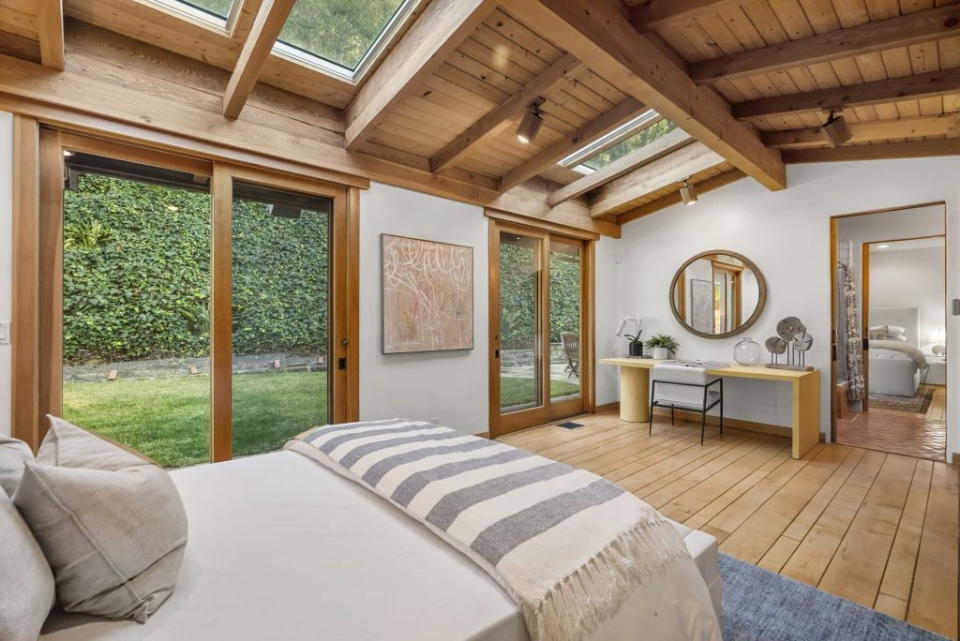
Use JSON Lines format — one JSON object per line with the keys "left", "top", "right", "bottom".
{"left": 839, "top": 264, "right": 865, "bottom": 401}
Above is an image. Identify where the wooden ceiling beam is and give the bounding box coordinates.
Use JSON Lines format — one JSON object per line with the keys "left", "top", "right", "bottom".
{"left": 549, "top": 127, "right": 693, "bottom": 206}
{"left": 498, "top": 97, "right": 644, "bottom": 192}
{"left": 345, "top": 0, "right": 498, "bottom": 151}
{"left": 589, "top": 142, "right": 725, "bottom": 217}
{"left": 37, "top": 0, "right": 65, "bottom": 70}
{"left": 504, "top": 0, "right": 785, "bottom": 191}
{"left": 628, "top": 0, "right": 740, "bottom": 31}
{"left": 429, "top": 53, "right": 585, "bottom": 173}
{"left": 733, "top": 68, "right": 960, "bottom": 120}
{"left": 763, "top": 114, "right": 960, "bottom": 149}
{"left": 617, "top": 169, "right": 745, "bottom": 225}
{"left": 693, "top": 4, "right": 960, "bottom": 85}
{"left": 782, "top": 139, "right": 960, "bottom": 163}
{"left": 222, "top": 0, "right": 296, "bottom": 119}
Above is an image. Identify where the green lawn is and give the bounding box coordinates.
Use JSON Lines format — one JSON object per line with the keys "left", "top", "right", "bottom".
{"left": 63, "top": 373, "right": 580, "bottom": 468}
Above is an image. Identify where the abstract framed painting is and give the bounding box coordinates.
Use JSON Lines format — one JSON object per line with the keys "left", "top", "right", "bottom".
{"left": 381, "top": 234, "right": 474, "bottom": 354}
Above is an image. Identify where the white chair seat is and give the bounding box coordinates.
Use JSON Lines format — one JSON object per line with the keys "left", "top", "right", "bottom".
{"left": 652, "top": 363, "right": 720, "bottom": 407}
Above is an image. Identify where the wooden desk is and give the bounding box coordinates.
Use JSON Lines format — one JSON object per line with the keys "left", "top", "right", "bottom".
{"left": 600, "top": 358, "right": 820, "bottom": 459}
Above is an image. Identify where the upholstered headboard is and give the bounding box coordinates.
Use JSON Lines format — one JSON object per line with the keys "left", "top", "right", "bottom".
{"left": 870, "top": 307, "right": 919, "bottom": 347}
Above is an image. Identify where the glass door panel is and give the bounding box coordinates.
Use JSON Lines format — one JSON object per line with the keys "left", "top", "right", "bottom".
{"left": 231, "top": 181, "right": 332, "bottom": 457}
{"left": 498, "top": 231, "right": 542, "bottom": 412}
{"left": 549, "top": 238, "right": 583, "bottom": 402}
{"left": 61, "top": 153, "right": 211, "bottom": 468}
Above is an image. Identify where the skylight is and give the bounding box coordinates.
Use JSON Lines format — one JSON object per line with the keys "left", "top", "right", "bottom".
{"left": 275, "top": 0, "right": 416, "bottom": 80}
{"left": 582, "top": 120, "right": 679, "bottom": 170}
{"left": 560, "top": 111, "right": 679, "bottom": 172}
{"left": 180, "top": 0, "right": 233, "bottom": 17}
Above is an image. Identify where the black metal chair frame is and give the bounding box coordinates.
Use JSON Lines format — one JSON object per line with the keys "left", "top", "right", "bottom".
{"left": 649, "top": 378, "right": 724, "bottom": 445}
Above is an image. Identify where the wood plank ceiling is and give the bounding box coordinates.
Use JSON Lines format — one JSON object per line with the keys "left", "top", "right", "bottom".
{"left": 0, "top": 0, "right": 958, "bottom": 231}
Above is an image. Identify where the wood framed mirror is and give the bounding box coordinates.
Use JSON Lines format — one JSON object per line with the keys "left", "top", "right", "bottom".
{"left": 669, "top": 250, "right": 767, "bottom": 339}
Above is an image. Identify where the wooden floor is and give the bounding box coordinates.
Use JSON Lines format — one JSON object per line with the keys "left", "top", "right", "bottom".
{"left": 838, "top": 385, "right": 947, "bottom": 461}
{"left": 499, "top": 411, "right": 959, "bottom": 639}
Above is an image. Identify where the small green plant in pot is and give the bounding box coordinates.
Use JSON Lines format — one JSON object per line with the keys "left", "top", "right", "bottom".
{"left": 645, "top": 334, "right": 678, "bottom": 360}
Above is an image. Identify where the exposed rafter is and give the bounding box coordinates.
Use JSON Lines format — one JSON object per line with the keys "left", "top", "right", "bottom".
{"left": 548, "top": 127, "right": 693, "bottom": 207}
{"left": 617, "top": 170, "right": 745, "bottom": 224}
{"left": 763, "top": 114, "right": 960, "bottom": 149}
{"left": 692, "top": 5, "right": 960, "bottom": 85}
{"left": 782, "top": 139, "right": 960, "bottom": 163}
{"left": 628, "top": 0, "right": 739, "bottom": 30}
{"left": 498, "top": 98, "right": 643, "bottom": 192}
{"left": 345, "top": 0, "right": 498, "bottom": 151}
{"left": 222, "top": 0, "right": 296, "bottom": 119}
{"left": 589, "top": 142, "right": 725, "bottom": 217}
{"left": 504, "top": 0, "right": 785, "bottom": 191}
{"left": 733, "top": 68, "right": 960, "bottom": 120}
{"left": 429, "top": 53, "right": 585, "bottom": 173}
{"left": 37, "top": 0, "right": 66, "bottom": 70}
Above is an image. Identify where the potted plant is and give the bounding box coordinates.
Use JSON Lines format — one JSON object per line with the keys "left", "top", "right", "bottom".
{"left": 645, "top": 334, "right": 678, "bottom": 360}
{"left": 616, "top": 316, "right": 644, "bottom": 357}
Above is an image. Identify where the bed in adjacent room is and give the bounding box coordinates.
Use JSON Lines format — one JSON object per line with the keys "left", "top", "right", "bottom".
{"left": 868, "top": 308, "right": 928, "bottom": 398}
{"left": 40, "top": 438, "right": 722, "bottom": 641}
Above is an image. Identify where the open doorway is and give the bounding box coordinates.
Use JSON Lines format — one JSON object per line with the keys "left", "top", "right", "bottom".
{"left": 831, "top": 204, "right": 947, "bottom": 461}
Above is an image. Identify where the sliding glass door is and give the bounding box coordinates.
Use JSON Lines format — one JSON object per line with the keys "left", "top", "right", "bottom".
{"left": 489, "top": 221, "right": 592, "bottom": 437}
{"left": 44, "top": 132, "right": 358, "bottom": 467}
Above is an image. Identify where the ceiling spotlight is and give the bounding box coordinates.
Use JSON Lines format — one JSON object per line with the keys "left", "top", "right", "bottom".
{"left": 517, "top": 100, "right": 544, "bottom": 144}
{"left": 63, "top": 150, "right": 74, "bottom": 157}
{"left": 877, "top": 244, "right": 890, "bottom": 249}
{"left": 821, "top": 110, "right": 852, "bottom": 148}
{"left": 679, "top": 179, "right": 698, "bottom": 206}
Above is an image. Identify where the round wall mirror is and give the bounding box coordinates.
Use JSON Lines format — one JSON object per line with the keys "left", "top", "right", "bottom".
{"left": 669, "top": 250, "right": 767, "bottom": 339}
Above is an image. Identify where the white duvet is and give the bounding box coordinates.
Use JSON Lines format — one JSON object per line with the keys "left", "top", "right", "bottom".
{"left": 41, "top": 451, "right": 721, "bottom": 641}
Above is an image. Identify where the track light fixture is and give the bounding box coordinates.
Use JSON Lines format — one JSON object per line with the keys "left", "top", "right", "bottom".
{"left": 820, "top": 110, "right": 852, "bottom": 148}
{"left": 679, "top": 179, "right": 698, "bottom": 206}
{"left": 517, "top": 99, "right": 545, "bottom": 144}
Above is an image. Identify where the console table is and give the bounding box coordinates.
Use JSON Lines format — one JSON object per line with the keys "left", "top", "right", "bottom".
{"left": 600, "top": 358, "right": 820, "bottom": 459}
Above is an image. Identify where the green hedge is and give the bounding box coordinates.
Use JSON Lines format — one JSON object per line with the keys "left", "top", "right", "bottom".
{"left": 63, "top": 175, "right": 328, "bottom": 364}
{"left": 499, "top": 242, "right": 581, "bottom": 349}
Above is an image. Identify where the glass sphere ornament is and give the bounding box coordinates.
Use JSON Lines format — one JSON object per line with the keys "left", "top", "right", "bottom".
{"left": 733, "top": 337, "right": 762, "bottom": 366}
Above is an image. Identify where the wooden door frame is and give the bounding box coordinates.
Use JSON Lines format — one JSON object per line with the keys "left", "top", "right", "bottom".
{"left": 12, "top": 121, "right": 360, "bottom": 453}
{"left": 828, "top": 202, "right": 947, "bottom": 443}
{"left": 488, "top": 219, "right": 595, "bottom": 438}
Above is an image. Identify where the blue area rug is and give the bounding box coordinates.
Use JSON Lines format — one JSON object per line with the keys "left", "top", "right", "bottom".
{"left": 720, "top": 554, "right": 949, "bottom": 641}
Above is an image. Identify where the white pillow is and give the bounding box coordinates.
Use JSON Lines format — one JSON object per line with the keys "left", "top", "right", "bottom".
{"left": 0, "top": 493, "right": 55, "bottom": 641}
{"left": 14, "top": 416, "right": 187, "bottom": 623}
{"left": 0, "top": 435, "right": 34, "bottom": 497}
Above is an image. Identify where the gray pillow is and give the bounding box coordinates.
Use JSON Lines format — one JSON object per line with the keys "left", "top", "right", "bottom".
{"left": 14, "top": 416, "right": 187, "bottom": 623}
{"left": 0, "top": 435, "right": 34, "bottom": 497}
{"left": 0, "top": 492, "right": 56, "bottom": 641}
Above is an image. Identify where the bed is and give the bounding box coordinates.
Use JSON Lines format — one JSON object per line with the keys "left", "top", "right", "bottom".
{"left": 39, "top": 450, "right": 722, "bottom": 641}
{"left": 869, "top": 307, "right": 927, "bottom": 397}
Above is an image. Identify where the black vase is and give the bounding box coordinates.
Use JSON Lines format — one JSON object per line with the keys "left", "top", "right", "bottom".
{"left": 628, "top": 341, "right": 644, "bottom": 357}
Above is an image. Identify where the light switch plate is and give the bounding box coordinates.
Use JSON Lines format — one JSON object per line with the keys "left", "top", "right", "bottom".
{"left": 0, "top": 322, "right": 9, "bottom": 344}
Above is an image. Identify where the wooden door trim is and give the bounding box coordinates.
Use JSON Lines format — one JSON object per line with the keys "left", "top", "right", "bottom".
{"left": 14, "top": 127, "right": 360, "bottom": 455}
{"left": 488, "top": 219, "right": 595, "bottom": 437}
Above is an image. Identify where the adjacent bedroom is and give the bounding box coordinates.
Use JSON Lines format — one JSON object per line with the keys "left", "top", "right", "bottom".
{"left": 0, "top": 2, "right": 958, "bottom": 641}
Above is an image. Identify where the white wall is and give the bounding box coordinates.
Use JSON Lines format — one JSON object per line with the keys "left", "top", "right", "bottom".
{"left": 0, "top": 112, "right": 11, "bottom": 436}
{"left": 870, "top": 244, "right": 946, "bottom": 352}
{"left": 359, "top": 183, "right": 490, "bottom": 434}
{"left": 603, "top": 157, "right": 960, "bottom": 462}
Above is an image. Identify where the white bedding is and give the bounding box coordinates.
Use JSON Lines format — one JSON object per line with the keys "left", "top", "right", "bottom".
{"left": 870, "top": 340, "right": 927, "bottom": 397}
{"left": 40, "top": 451, "right": 721, "bottom": 641}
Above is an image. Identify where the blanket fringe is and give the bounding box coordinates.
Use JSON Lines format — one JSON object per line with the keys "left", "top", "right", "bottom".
{"left": 521, "top": 518, "right": 688, "bottom": 641}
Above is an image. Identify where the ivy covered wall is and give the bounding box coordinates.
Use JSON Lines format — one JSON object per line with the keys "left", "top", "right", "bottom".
{"left": 63, "top": 175, "right": 328, "bottom": 365}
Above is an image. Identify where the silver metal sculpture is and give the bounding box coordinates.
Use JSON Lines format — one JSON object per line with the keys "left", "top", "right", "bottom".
{"left": 765, "top": 317, "right": 814, "bottom": 371}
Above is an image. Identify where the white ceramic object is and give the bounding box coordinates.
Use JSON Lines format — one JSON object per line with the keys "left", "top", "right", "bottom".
{"left": 652, "top": 347, "right": 669, "bottom": 360}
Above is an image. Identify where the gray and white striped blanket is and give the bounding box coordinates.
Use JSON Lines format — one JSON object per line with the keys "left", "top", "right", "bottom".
{"left": 286, "top": 418, "right": 688, "bottom": 641}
